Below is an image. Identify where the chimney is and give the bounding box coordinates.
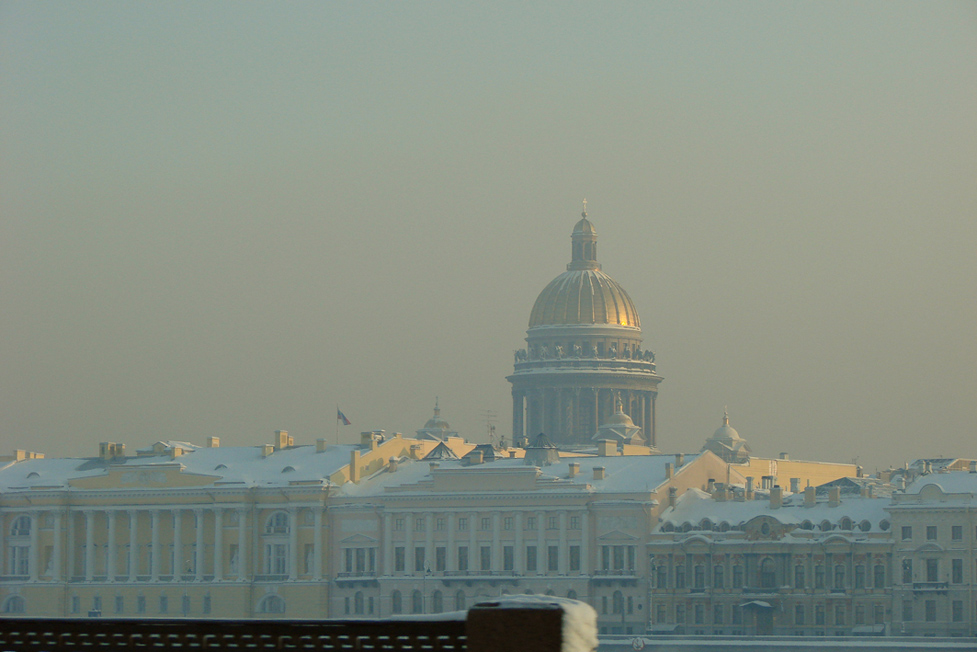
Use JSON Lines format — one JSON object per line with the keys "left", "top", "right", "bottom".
{"left": 668, "top": 487, "right": 677, "bottom": 508}
{"left": 99, "top": 442, "right": 112, "bottom": 461}
{"left": 897, "top": 476, "right": 906, "bottom": 491}
{"left": 593, "top": 466, "right": 606, "bottom": 480}
{"left": 675, "top": 453, "right": 685, "bottom": 467}
{"left": 970, "top": 461, "right": 977, "bottom": 474}
{"left": 770, "top": 485, "right": 783, "bottom": 509}
{"left": 388, "top": 457, "right": 399, "bottom": 473}
{"left": 275, "top": 430, "right": 290, "bottom": 450}
{"left": 715, "top": 486, "right": 727, "bottom": 502}
{"left": 790, "top": 478, "right": 800, "bottom": 493}
{"left": 170, "top": 446, "right": 184, "bottom": 459}
{"left": 14, "top": 450, "right": 27, "bottom": 462}
{"left": 316, "top": 438, "right": 328, "bottom": 453}
{"left": 597, "top": 440, "right": 617, "bottom": 457}
{"left": 409, "top": 444, "right": 422, "bottom": 460}
{"left": 207, "top": 437, "right": 220, "bottom": 448}
{"left": 707, "top": 478, "right": 715, "bottom": 493}
{"left": 745, "top": 477, "right": 754, "bottom": 500}
{"left": 804, "top": 485, "right": 816, "bottom": 507}
{"left": 350, "top": 450, "right": 361, "bottom": 483}
{"left": 828, "top": 487, "right": 841, "bottom": 507}
{"left": 734, "top": 489, "right": 745, "bottom": 502}
{"left": 568, "top": 462, "right": 580, "bottom": 478}
{"left": 868, "top": 484, "right": 875, "bottom": 499}
{"left": 664, "top": 463, "right": 673, "bottom": 479}
{"left": 262, "top": 444, "right": 274, "bottom": 457}
{"left": 466, "top": 450, "right": 484, "bottom": 466}
{"left": 779, "top": 452, "right": 790, "bottom": 460}
{"left": 860, "top": 485, "right": 870, "bottom": 498}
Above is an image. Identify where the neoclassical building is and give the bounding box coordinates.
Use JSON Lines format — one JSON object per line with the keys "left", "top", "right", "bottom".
{"left": 508, "top": 207, "right": 662, "bottom": 448}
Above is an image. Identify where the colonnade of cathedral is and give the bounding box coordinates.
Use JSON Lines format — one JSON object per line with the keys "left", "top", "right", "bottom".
{"left": 511, "top": 387, "right": 656, "bottom": 447}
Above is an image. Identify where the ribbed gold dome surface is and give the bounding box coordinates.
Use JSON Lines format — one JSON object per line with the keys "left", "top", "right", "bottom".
{"left": 528, "top": 268, "right": 641, "bottom": 328}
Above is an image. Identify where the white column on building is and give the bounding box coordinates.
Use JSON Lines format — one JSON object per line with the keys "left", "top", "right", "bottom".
{"left": 237, "top": 508, "right": 247, "bottom": 581}
{"left": 424, "top": 513, "right": 433, "bottom": 572}
{"left": 405, "top": 513, "right": 414, "bottom": 571}
{"left": 382, "top": 513, "right": 392, "bottom": 577}
{"left": 580, "top": 511, "right": 589, "bottom": 574}
{"left": 514, "top": 512, "right": 524, "bottom": 573}
{"left": 194, "top": 509, "right": 205, "bottom": 581}
{"left": 107, "top": 511, "right": 117, "bottom": 582}
{"left": 150, "top": 510, "right": 160, "bottom": 581}
{"left": 28, "top": 510, "right": 39, "bottom": 582}
{"left": 213, "top": 509, "right": 223, "bottom": 581}
{"left": 313, "top": 508, "right": 323, "bottom": 580}
{"left": 85, "top": 510, "right": 95, "bottom": 581}
{"left": 288, "top": 507, "right": 298, "bottom": 580}
{"left": 52, "top": 511, "right": 63, "bottom": 582}
{"left": 558, "top": 512, "right": 568, "bottom": 573}
{"left": 171, "top": 509, "right": 182, "bottom": 577}
{"left": 446, "top": 513, "right": 456, "bottom": 570}
{"left": 128, "top": 510, "right": 138, "bottom": 581}
{"left": 536, "top": 511, "right": 545, "bottom": 573}
{"left": 66, "top": 512, "right": 75, "bottom": 580}
{"left": 468, "top": 512, "right": 476, "bottom": 572}
{"left": 492, "top": 513, "right": 501, "bottom": 571}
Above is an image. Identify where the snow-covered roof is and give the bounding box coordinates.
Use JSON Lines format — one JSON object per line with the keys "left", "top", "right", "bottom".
{"left": 903, "top": 471, "right": 977, "bottom": 497}
{"left": 659, "top": 486, "right": 892, "bottom": 533}
{"left": 0, "top": 443, "right": 359, "bottom": 491}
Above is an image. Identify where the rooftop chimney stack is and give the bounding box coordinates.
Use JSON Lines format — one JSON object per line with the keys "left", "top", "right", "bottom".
{"left": 770, "top": 485, "right": 783, "bottom": 509}
{"left": 675, "top": 453, "right": 685, "bottom": 467}
{"left": 804, "top": 485, "right": 816, "bottom": 507}
{"left": 664, "top": 463, "right": 673, "bottom": 479}
{"left": 593, "top": 466, "right": 606, "bottom": 480}
{"left": 207, "top": 437, "right": 220, "bottom": 448}
{"left": 745, "top": 477, "right": 754, "bottom": 500}
{"left": 568, "top": 462, "right": 580, "bottom": 478}
{"left": 970, "top": 461, "right": 977, "bottom": 474}
{"left": 829, "top": 487, "right": 841, "bottom": 507}
{"left": 316, "top": 438, "right": 328, "bottom": 453}
{"left": 668, "top": 487, "right": 678, "bottom": 508}
{"left": 790, "top": 478, "right": 800, "bottom": 493}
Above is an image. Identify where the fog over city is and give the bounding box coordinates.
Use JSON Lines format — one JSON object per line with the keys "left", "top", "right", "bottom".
{"left": 2, "top": 2, "right": 975, "bottom": 471}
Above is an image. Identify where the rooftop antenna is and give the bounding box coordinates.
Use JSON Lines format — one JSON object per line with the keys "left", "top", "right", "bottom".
{"left": 482, "top": 409, "right": 497, "bottom": 446}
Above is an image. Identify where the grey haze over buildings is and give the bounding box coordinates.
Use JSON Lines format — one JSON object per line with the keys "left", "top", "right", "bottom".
{"left": 1, "top": 2, "right": 975, "bottom": 470}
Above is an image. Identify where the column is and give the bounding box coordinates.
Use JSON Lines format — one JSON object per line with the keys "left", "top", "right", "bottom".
{"left": 128, "top": 510, "right": 138, "bottom": 581}
{"left": 28, "top": 511, "right": 39, "bottom": 582}
{"left": 468, "top": 512, "right": 476, "bottom": 573}
{"left": 172, "top": 509, "right": 182, "bottom": 577}
{"left": 558, "top": 512, "right": 567, "bottom": 573}
{"left": 213, "top": 509, "right": 223, "bottom": 581}
{"left": 150, "top": 511, "right": 160, "bottom": 581}
{"left": 512, "top": 390, "right": 524, "bottom": 442}
{"left": 236, "top": 509, "right": 247, "bottom": 581}
{"left": 424, "top": 513, "right": 433, "bottom": 572}
{"left": 639, "top": 394, "right": 646, "bottom": 441}
{"left": 540, "top": 388, "right": 548, "bottom": 434}
{"left": 536, "top": 511, "right": 545, "bottom": 574}
{"left": 52, "top": 511, "right": 62, "bottom": 582}
{"left": 107, "top": 511, "right": 117, "bottom": 582}
{"left": 592, "top": 389, "right": 599, "bottom": 435}
{"left": 514, "top": 512, "right": 524, "bottom": 573}
{"left": 194, "top": 509, "right": 205, "bottom": 581}
{"left": 651, "top": 394, "right": 657, "bottom": 447}
{"left": 492, "top": 513, "right": 501, "bottom": 571}
{"left": 313, "top": 508, "right": 323, "bottom": 580}
{"left": 446, "top": 513, "right": 456, "bottom": 571}
{"left": 85, "top": 510, "right": 95, "bottom": 581}
{"left": 288, "top": 507, "right": 298, "bottom": 580}
{"left": 405, "top": 512, "right": 414, "bottom": 572}
{"left": 580, "top": 511, "right": 589, "bottom": 574}
{"left": 66, "top": 512, "right": 75, "bottom": 580}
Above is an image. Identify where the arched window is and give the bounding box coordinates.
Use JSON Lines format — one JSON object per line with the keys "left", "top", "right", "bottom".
{"left": 760, "top": 558, "right": 776, "bottom": 588}
{"left": 257, "top": 595, "right": 285, "bottom": 614}
{"left": 840, "top": 517, "right": 852, "bottom": 531}
{"left": 432, "top": 590, "right": 443, "bottom": 613}
{"left": 833, "top": 564, "right": 846, "bottom": 589}
{"left": 713, "top": 564, "right": 724, "bottom": 588}
{"left": 454, "top": 590, "right": 466, "bottom": 611}
{"left": 612, "top": 591, "right": 624, "bottom": 614}
{"left": 815, "top": 564, "right": 825, "bottom": 589}
{"left": 10, "top": 515, "right": 30, "bottom": 537}
{"left": 265, "top": 512, "right": 289, "bottom": 535}
{"left": 391, "top": 590, "right": 402, "bottom": 614}
{"left": 545, "top": 589, "right": 555, "bottom": 596}
{"left": 693, "top": 564, "right": 705, "bottom": 589}
{"left": 567, "top": 590, "right": 577, "bottom": 600}
{"left": 354, "top": 591, "right": 364, "bottom": 615}
{"left": 873, "top": 563, "right": 885, "bottom": 588}
{"left": 411, "top": 590, "right": 423, "bottom": 614}
{"left": 2, "top": 596, "right": 25, "bottom": 614}
{"left": 794, "top": 564, "right": 805, "bottom": 589}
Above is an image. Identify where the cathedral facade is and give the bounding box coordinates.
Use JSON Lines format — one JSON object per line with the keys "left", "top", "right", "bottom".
{"left": 508, "top": 208, "right": 662, "bottom": 448}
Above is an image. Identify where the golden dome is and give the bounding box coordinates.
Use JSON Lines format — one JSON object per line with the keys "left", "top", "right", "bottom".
{"left": 529, "top": 269, "right": 640, "bottom": 328}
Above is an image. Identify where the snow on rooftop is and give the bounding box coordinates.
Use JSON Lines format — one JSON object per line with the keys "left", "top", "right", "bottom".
{"left": 904, "top": 470, "right": 977, "bottom": 496}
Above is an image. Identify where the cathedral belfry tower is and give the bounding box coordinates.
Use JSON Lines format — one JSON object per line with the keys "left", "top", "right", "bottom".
{"left": 508, "top": 204, "right": 662, "bottom": 448}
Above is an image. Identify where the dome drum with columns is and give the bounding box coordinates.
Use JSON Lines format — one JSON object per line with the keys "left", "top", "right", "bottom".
{"left": 508, "top": 206, "right": 662, "bottom": 448}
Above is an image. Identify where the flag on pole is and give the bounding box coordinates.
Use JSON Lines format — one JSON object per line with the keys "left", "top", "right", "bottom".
{"left": 337, "top": 409, "right": 351, "bottom": 426}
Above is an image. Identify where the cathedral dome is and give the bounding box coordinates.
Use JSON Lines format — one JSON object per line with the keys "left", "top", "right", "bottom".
{"left": 528, "top": 206, "right": 640, "bottom": 329}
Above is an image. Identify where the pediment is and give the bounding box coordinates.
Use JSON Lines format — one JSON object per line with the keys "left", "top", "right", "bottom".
{"left": 68, "top": 464, "right": 219, "bottom": 489}
{"left": 340, "top": 533, "right": 379, "bottom": 544}
{"left": 597, "top": 530, "right": 638, "bottom": 541}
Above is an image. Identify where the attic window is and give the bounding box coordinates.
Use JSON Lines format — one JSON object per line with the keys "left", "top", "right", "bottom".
{"left": 819, "top": 520, "right": 833, "bottom": 532}
{"left": 26, "top": 472, "right": 40, "bottom": 479}
{"left": 859, "top": 520, "right": 871, "bottom": 532}
{"left": 800, "top": 520, "right": 813, "bottom": 531}
{"left": 879, "top": 519, "right": 890, "bottom": 531}
{"left": 839, "top": 517, "right": 852, "bottom": 531}
{"left": 282, "top": 466, "right": 296, "bottom": 473}
{"left": 214, "top": 464, "right": 227, "bottom": 471}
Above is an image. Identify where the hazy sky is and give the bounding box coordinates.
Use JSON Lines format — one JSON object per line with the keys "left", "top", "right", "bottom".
{"left": 2, "top": 2, "right": 975, "bottom": 471}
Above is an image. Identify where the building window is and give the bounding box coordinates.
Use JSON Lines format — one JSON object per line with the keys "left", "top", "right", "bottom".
{"left": 675, "top": 565, "right": 686, "bottom": 589}
{"left": 344, "top": 547, "right": 377, "bottom": 575}
{"left": 526, "top": 517, "right": 536, "bottom": 531}
{"left": 815, "top": 604, "right": 825, "bottom": 626}
{"left": 2, "top": 596, "right": 25, "bottom": 614}
{"left": 432, "top": 590, "right": 443, "bottom": 614}
{"left": 203, "top": 595, "right": 211, "bottom": 615}
{"left": 414, "top": 548, "right": 426, "bottom": 572}
{"left": 480, "top": 546, "right": 491, "bottom": 571}
{"left": 354, "top": 591, "right": 364, "bottom": 615}
{"left": 952, "top": 558, "right": 963, "bottom": 584}
{"left": 136, "top": 596, "right": 146, "bottom": 614}
{"left": 455, "top": 591, "right": 466, "bottom": 611}
{"left": 114, "top": 596, "right": 124, "bottom": 614}
{"left": 732, "top": 565, "right": 743, "bottom": 589}
{"left": 391, "top": 591, "right": 402, "bottom": 614}
{"left": 435, "top": 518, "right": 445, "bottom": 531}
{"left": 503, "top": 546, "right": 514, "bottom": 571}
{"left": 656, "top": 564, "right": 667, "bottom": 588}
{"left": 793, "top": 565, "right": 805, "bottom": 589}
{"left": 761, "top": 559, "right": 777, "bottom": 589}
{"left": 457, "top": 518, "right": 467, "bottom": 531}
{"left": 159, "top": 595, "right": 168, "bottom": 614}
{"left": 265, "top": 543, "right": 287, "bottom": 575}
{"left": 901, "top": 526, "right": 912, "bottom": 541}
{"left": 503, "top": 517, "right": 513, "bottom": 531}
{"left": 854, "top": 565, "right": 865, "bottom": 589}
{"left": 411, "top": 590, "right": 423, "bottom": 614}
{"left": 714, "top": 604, "right": 724, "bottom": 625}
{"left": 925, "top": 558, "right": 938, "bottom": 582}
{"left": 902, "top": 600, "right": 913, "bottom": 622}
{"left": 394, "top": 547, "right": 405, "bottom": 572}
{"left": 714, "top": 565, "right": 725, "bottom": 588}
{"left": 952, "top": 525, "right": 962, "bottom": 541}
{"left": 547, "top": 517, "right": 558, "bottom": 530}
{"left": 435, "top": 547, "right": 446, "bottom": 572}
{"left": 394, "top": 518, "right": 404, "bottom": 531}
{"left": 833, "top": 564, "right": 845, "bottom": 589}
{"left": 655, "top": 604, "right": 667, "bottom": 624}
{"left": 458, "top": 546, "right": 468, "bottom": 572}
{"left": 952, "top": 600, "right": 963, "bottom": 622}
{"left": 873, "top": 604, "right": 883, "bottom": 625}
{"left": 693, "top": 564, "right": 705, "bottom": 589}
{"left": 834, "top": 604, "right": 845, "bottom": 626}
{"left": 526, "top": 546, "right": 537, "bottom": 572}
{"left": 902, "top": 559, "right": 913, "bottom": 584}
{"left": 613, "top": 591, "right": 624, "bottom": 615}
{"left": 181, "top": 595, "right": 191, "bottom": 616}
{"left": 925, "top": 600, "right": 936, "bottom": 622}
{"left": 548, "top": 546, "right": 559, "bottom": 572}
{"left": 794, "top": 604, "right": 805, "bottom": 626}
{"left": 415, "top": 518, "right": 425, "bottom": 531}
{"left": 873, "top": 563, "right": 885, "bottom": 588}
{"left": 569, "top": 546, "right": 580, "bottom": 572}
{"left": 265, "top": 512, "right": 289, "bottom": 535}
{"left": 675, "top": 604, "right": 685, "bottom": 624}
{"left": 479, "top": 518, "right": 490, "bottom": 531}
{"left": 732, "top": 605, "right": 743, "bottom": 625}
{"left": 570, "top": 516, "right": 580, "bottom": 530}
{"left": 693, "top": 603, "right": 704, "bottom": 624}
{"left": 926, "top": 525, "right": 937, "bottom": 541}
{"left": 10, "top": 515, "right": 31, "bottom": 537}
{"left": 814, "top": 564, "right": 825, "bottom": 589}
{"left": 257, "top": 595, "right": 285, "bottom": 614}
